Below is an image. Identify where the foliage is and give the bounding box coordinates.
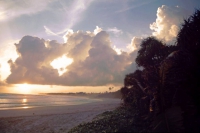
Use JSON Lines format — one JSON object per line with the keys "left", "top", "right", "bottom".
{"left": 69, "top": 9, "right": 200, "bottom": 133}
{"left": 120, "top": 9, "right": 200, "bottom": 132}
{"left": 121, "top": 70, "right": 146, "bottom": 110}
{"left": 135, "top": 37, "right": 172, "bottom": 68}
{"left": 151, "top": 106, "right": 184, "bottom": 132}
{"left": 177, "top": 9, "right": 200, "bottom": 58}
{"left": 68, "top": 106, "right": 150, "bottom": 133}
{"left": 176, "top": 9, "right": 200, "bottom": 112}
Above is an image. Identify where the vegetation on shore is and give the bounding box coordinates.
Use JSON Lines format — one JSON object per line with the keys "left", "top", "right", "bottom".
{"left": 44, "top": 90, "right": 122, "bottom": 99}
{"left": 68, "top": 106, "right": 151, "bottom": 133}
{"left": 68, "top": 9, "right": 200, "bottom": 133}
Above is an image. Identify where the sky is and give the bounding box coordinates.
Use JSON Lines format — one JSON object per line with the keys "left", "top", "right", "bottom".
{"left": 0, "top": 0, "right": 200, "bottom": 94}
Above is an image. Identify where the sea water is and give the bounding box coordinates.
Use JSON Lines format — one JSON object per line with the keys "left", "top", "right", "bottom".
{"left": 0, "top": 93, "right": 98, "bottom": 110}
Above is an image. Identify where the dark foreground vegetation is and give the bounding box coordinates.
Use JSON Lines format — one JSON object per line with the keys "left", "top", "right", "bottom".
{"left": 68, "top": 9, "right": 200, "bottom": 132}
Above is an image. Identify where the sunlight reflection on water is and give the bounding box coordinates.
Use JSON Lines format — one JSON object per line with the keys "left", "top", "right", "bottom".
{"left": 0, "top": 94, "right": 99, "bottom": 110}
{"left": 22, "top": 98, "right": 27, "bottom": 103}
{"left": 22, "top": 106, "right": 29, "bottom": 109}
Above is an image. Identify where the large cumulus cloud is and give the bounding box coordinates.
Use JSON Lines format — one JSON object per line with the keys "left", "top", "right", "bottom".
{"left": 150, "top": 5, "right": 191, "bottom": 43}
{"left": 127, "top": 37, "right": 143, "bottom": 51}
{"left": 6, "top": 5, "right": 191, "bottom": 86}
{"left": 7, "top": 36, "right": 63, "bottom": 84}
{"left": 6, "top": 30, "right": 137, "bottom": 86}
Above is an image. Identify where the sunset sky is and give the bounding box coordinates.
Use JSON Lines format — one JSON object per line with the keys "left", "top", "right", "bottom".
{"left": 0, "top": 0, "right": 199, "bottom": 94}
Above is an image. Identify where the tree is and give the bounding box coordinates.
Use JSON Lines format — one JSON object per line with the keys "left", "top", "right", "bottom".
{"left": 135, "top": 37, "right": 176, "bottom": 94}
{"left": 177, "top": 9, "right": 200, "bottom": 58}
{"left": 152, "top": 10, "right": 200, "bottom": 132}
{"left": 119, "top": 9, "right": 200, "bottom": 133}
{"left": 136, "top": 37, "right": 167, "bottom": 68}
{"left": 176, "top": 9, "right": 200, "bottom": 113}
{"left": 124, "top": 70, "right": 144, "bottom": 89}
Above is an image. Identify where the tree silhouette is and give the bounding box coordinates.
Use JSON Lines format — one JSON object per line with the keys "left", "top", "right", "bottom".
{"left": 177, "top": 9, "right": 200, "bottom": 58}
{"left": 135, "top": 37, "right": 176, "bottom": 97}
{"left": 173, "top": 9, "right": 200, "bottom": 132}
{"left": 121, "top": 71, "right": 145, "bottom": 104}
{"left": 176, "top": 9, "right": 200, "bottom": 112}
{"left": 120, "top": 9, "right": 200, "bottom": 133}
{"left": 136, "top": 37, "right": 167, "bottom": 68}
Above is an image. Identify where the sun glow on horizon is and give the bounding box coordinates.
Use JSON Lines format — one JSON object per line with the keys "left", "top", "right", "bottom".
{"left": 4, "top": 84, "right": 121, "bottom": 94}
{"left": 17, "top": 83, "right": 32, "bottom": 94}
{"left": 22, "top": 98, "right": 27, "bottom": 103}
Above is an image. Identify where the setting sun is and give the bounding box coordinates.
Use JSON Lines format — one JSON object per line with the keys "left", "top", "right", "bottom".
{"left": 17, "top": 83, "right": 31, "bottom": 94}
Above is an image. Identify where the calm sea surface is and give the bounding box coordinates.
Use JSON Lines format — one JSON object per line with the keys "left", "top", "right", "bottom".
{"left": 0, "top": 93, "right": 99, "bottom": 110}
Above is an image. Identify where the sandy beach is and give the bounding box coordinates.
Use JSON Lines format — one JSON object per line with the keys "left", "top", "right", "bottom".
{"left": 0, "top": 98, "right": 121, "bottom": 133}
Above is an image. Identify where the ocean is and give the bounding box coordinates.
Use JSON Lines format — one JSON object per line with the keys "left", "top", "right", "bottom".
{"left": 0, "top": 93, "right": 98, "bottom": 110}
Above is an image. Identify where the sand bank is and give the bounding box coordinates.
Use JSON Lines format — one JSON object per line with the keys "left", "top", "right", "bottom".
{"left": 0, "top": 98, "right": 121, "bottom": 133}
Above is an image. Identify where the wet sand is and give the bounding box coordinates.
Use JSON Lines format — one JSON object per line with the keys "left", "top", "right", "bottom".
{"left": 0, "top": 98, "right": 121, "bottom": 133}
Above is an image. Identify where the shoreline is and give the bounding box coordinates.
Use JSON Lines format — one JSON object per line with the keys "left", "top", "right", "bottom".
{"left": 0, "top": 98, "right": 121, "bottom": 133}
{"left": 0, "top": 97, "right": 118, "bottom": 117}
